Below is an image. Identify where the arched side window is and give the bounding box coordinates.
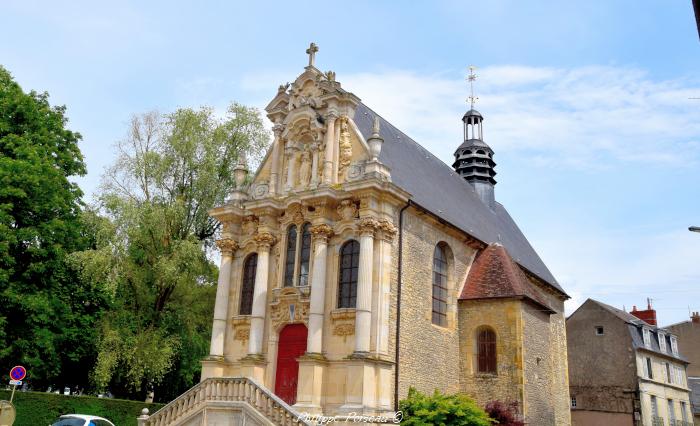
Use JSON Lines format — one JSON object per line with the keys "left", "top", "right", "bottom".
{"left": 298, "top": 223, "right": 312, "bottom": 286}
{"left": 432, "top": 243, "right": 449, "bottom": 327}
{"left": 284, "top": 225, "right": 297, "bottom": 287}
{"left": 477, "top": 327, "right": 497, "bottom": 374}
{"left": 338, "top": 240, "right": 360, "bottom": 308}
{"left": 240, "top": 253, "right": 258, "bottom": 315}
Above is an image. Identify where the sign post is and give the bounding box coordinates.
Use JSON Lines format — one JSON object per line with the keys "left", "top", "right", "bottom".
{"left": 8, "top": 366, "right": 26, "bottom": 404}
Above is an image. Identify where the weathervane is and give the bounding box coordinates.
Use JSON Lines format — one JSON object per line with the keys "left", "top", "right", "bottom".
{"left": 467, "top": 65, "right": 478, "bottom": 109}
{"left": 306, "top": 42, "right": 319, "bottom": 67}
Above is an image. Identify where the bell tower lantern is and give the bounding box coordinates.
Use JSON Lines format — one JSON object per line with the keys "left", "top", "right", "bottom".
{"left": 452, "top": 66, "right": 497, "bottom": 208}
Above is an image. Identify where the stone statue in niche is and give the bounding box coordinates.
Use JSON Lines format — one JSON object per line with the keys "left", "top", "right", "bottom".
{"left": 299, "top": 149, "right": 312, "bottom": 189}
{"left": 338, "top": 117, "right": 352, "bottom": 180}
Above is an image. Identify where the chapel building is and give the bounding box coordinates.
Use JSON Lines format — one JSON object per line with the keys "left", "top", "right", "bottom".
{"left": 143, "top": 45, "right": 571, "bottom": 426}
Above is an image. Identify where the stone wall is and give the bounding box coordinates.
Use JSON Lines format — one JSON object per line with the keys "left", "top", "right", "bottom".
{"left": 666, "top": 320, "right": 700, "bottom": 377}
{"left": 567, "top": 301, "right": 638, "bottom": 416}
{"left": 396, "top": 208, "right": 477, "bottom": 399}
{"left": 458, "top": 298, "right": 524, "bottom": 408}
{"left": 523, "top": 301, "right": 554, "bottom": 424}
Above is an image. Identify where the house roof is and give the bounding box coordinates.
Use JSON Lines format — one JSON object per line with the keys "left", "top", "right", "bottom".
{"left": 458, "top": 243, "right": 555, "bottom": 312}
{"left": 588, "top": 299, "right": 650, "bottom": 326}
{"left": 689, "top": 377, "right": 700, "bottom": 414}
{"left": 352, "top": 102, "right": 564, "bottom": 295}
{"left": 579, "top": 299, "right": 688, "bottom": 363}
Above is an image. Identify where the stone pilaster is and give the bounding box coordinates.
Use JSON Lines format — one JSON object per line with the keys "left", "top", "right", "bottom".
{"left": 269, "top": 123, "right": 284, "bottom": 195}
{"left": 374, "top": 220, "right": 396, "bottom": 355}
{"left": 307, "top": 224, "right": 333, "bottom": 354}
{"left": 209, "top": 238, "right": 238, "bottom": 358}
{"left": 247, "top": 232, "right": 275, "bottom": 356}
{"left": 354, "top": 217, "right": 378, "bottom": 355}
{"left": 322, "top": 111, "right": 338, "bottom": 185}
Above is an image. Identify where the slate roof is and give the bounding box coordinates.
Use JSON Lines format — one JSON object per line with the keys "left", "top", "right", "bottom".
{"left": 459, "top": 243, "right": 555, "bottom": 312}
{"left": 591, "top": 299, "right": 650, "bottom": 326}
{"left": 352, "top": 102, "right": 564, "bottom": 294}
{"left": 689, "top": 377, "right": 700, "bottom": 414}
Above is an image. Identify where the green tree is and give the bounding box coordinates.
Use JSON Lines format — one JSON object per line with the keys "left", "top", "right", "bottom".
{"left": 0, "top": 65, "right": 106, "bottom": 390}
{"left": 399, "top": 388, "right": 494, "bottom": 426}
{"left": 72, "top": 106, "right": 269, "bottom": 401}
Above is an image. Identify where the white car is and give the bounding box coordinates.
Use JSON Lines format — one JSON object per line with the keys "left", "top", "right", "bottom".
{"left": 51, "top": 414, "right": 115, "bottom": 426}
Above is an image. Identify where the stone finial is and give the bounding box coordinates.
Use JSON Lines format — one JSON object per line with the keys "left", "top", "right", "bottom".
{"left": 367, "top": 117, "right": 384, "bottom": 161}
{"left": 233, "top": 154, "right": 249, "bottom": 189}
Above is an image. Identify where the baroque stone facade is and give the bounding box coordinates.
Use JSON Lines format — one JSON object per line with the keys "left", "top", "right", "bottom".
{"left": 196, "top": 44, "right": 571, "bottom": 425}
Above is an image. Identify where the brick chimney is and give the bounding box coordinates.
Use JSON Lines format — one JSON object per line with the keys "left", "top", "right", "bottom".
{"left": 630, "top": 298, "right": 657, "bottom": 326}
{"left": 692, "top": 311, "right": 700, "bottom": 324}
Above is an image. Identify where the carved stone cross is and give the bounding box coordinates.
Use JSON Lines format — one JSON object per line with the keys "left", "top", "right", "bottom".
{"left": 306, "top": 42, "right": 319, "bottom": 67}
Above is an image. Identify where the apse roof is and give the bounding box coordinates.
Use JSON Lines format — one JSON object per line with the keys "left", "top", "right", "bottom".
{"left": 353, "top": 102, "right": 564, "bottom": 294}
{"left": 459, "top": 243, "right": 555, "bottom": 312}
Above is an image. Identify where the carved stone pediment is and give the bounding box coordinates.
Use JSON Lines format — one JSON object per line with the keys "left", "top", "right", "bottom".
{"left": 269, "top": 286, "right": 310, "bottom": 331}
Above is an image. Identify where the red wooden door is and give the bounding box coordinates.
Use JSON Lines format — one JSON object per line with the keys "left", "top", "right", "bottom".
{"left": 275, "top": 324, "right": 308, "bottom": 405}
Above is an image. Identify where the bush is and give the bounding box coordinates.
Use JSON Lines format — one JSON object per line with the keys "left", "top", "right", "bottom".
{"left": 484, "top": 400, "right": 524, "bottom": 426}
{"left": 399, "top": 387, "right": 493, "bottom": 426}
{"left": 0, "top": 389, "right": 163, "bottom": 426}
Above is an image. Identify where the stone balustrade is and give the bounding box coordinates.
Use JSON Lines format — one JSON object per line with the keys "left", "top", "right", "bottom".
{"left": 140, "top": 377, "right": 312, "bottom": 426}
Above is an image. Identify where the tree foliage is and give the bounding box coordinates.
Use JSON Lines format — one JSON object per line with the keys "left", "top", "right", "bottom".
{"left": 399, "top": 388, "right": 494, "bottom": 426}
{"left": 0, "top": 65, "right": 107, "bottom": 389}
{"left": 72, "top": 105, "right": 269, "bottom": 400}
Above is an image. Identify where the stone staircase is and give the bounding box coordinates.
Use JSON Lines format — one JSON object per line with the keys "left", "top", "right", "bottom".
{"left": 138, "top": 377, "right": 313, "bottom": 426}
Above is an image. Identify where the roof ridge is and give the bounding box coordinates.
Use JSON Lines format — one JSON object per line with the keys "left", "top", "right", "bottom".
{"left": 358, "top": 102, "right": 469, "bottom": 186}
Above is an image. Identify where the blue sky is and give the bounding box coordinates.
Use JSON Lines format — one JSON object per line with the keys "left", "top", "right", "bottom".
{"left": 2, "top": 1, "right": 700, "bottom": 325}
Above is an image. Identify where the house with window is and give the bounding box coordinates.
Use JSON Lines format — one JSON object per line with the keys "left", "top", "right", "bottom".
{"left": 142, "top": 44, "right": 571, "bottom": 426}
{"left": 567, "top": 299, "right": 693, "bottom": 426}
{"left": 667, "top": 312, "right": 700, "bottom": 425}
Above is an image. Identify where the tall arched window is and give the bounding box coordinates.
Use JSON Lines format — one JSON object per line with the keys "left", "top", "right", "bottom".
{"left": 283, "top": 222, "right": 313, "bottom": 287}
{"left": 298, "top": 223, "right": 312, "bottom": 286}
{"left": 240, "top": 253, "right": 258, "bottom": 315}
{"left": 338, "top": 240, "right": 360, "bottom": 308}
{"left": 284, "top": 225, "right": 297, "bottom": 287}
{"left": 432, "top": 244, "right": 449, "bottom": 327}
{"left": 477, "top": 327, "right": 497, "bottom": 374}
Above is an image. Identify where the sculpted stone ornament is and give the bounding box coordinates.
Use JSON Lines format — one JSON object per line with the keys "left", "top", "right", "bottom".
{"left": 215, "top": 238, "right": 239, "bottom": 255}
{"left": 378, "top": 220, "right": 398, "bottom": 242}
{"left": 234, "top": 328, "right": 250, "bottom": 341}
{"left": 358, "top": 216, "right": 380, "bottom": 236}
{"left": 333, "top": 323, "right": 355, "bottom": 339}
{"left": 346, "top": 163, "right": 364, "bottom": 181}
{"left": 337, "top": 199, "right": 358, "bottom": 221}
{"left": 241, "top": 216, "right": 259, "bottom": 236}
{"left": 310, "top": 224, "right": 333, "bottom": 242}
{"left": 253, "top": 232, "right": 276, "bottom": 250}
{"left": 299, "top": 150, "right": 312, "bottom": 188}
{"left": 287, "top": 204, "right": 305, "bottom": 225}
{"left": 338, "top": 117, "right": 352, "bottom": 180}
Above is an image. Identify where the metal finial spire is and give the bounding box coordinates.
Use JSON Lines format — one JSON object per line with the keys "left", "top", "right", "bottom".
{"left": 467, "top": 65, "right": 478, "bottom": 109}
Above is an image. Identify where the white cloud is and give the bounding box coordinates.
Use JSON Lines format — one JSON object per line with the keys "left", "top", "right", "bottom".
{"left": 338, "top": 66, "right": 700, "bottom": 170}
